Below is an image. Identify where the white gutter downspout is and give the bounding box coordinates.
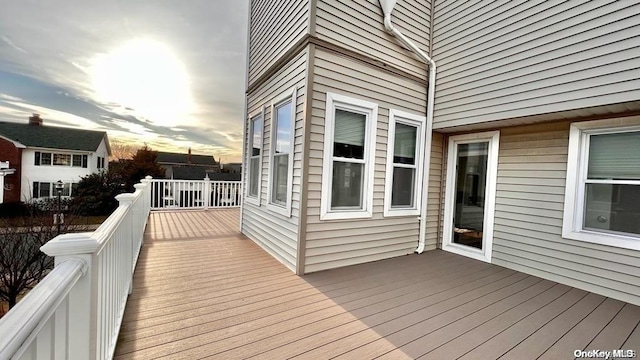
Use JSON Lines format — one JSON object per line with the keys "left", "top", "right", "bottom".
{"left": 378, "top": 0, "right": 436, "bottom": 254}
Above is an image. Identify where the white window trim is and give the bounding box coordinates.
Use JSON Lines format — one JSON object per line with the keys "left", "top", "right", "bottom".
{"left": 384, "top": 109, "right": 425, "bottom": 217}
{"left": 562, "top": 118, "right": 640, "bottom": 251}
{"left": 320, "top": 92, "right": 377, "bottom": 220}
{"left": 442, "top": 131, "right": 500, "bottom": 263}
{"left": 267, "top": 88, "right": 297, "bottom": 217}
{"left": 245, "top": 107, "right": 264, "bottom": 206}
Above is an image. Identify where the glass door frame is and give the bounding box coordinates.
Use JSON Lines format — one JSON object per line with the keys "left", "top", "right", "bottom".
{"left": 442, "top": 131, "right": 500, "bottom": 263}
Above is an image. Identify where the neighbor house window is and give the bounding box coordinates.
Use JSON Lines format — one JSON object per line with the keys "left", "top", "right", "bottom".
{"left": 384, "top": 109, "right": 424, "bottom": 217}
{"left": 563, "top": 119, "right": 640, "bottom": 250}
{"left": 320, "top": 92, "right": 377, "bottom": 220}
{"left": 246, "top": 109, "right": 263, "bottom": 205}
{"left": 73, "top": 154, "right": 84, "bottom": 167}
{"left": 32, "top": 182, "right": 75, "bottom": 199}
{"left": 53, "top": 153, "right": 71, "bottom": 166}
{"left": 267, "top": 88, "right": 296, "bottom": 216}
{"left": 35, "top": 152, "right": 87, "bottom": 168}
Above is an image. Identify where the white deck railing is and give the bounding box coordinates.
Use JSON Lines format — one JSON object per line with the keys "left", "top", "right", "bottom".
{"left": 0, "top": 176, "right": 153, "bottom": 360}
{"left": 149, "top": 178, "right": 241, "bottom": 210}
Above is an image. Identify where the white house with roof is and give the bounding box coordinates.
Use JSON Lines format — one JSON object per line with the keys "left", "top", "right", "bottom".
{"left": 0, "top": 114, "right": 111, "bottom": 203}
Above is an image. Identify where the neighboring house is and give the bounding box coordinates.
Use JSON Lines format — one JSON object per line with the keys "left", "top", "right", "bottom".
{"left": 170, "top": 166, "right": 241, "bottom": 181}
{"left": 0, "top": 114, "right": 111, "bottom": 202}
{"left": 223, "top": 162, "right": 242, "bottom": 174}
{"left": 241, "top": 0, "right": 640, "bottom": 306}
{"left": 156, "top": 149, "right": 219, "bottom": 179}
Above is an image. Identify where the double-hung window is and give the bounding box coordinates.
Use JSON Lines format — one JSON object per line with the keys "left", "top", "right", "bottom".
{"left": 267, "top": 88, "right": 296, "bottom": 216}
{"left": 384, "top": 109, "right": 425, "bottom": 216}
{"left": 320, "top": 92, "right": 377, "bottom": 220}
{"left": 563, "top": 119, "right": 640, "bottom": 250}
{"left": 246, "top": 109, "right": 264, "bottom": 205}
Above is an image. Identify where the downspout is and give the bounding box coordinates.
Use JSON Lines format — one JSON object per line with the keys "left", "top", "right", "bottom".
{"left": 239, "top": 0, "right": 253, "bottom": 233}
{"left": 378, "top": 0, "right": 436, "bottom": 254}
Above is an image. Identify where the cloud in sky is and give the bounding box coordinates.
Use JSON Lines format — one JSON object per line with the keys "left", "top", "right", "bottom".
{"left": 0, "top": 0, "right": 248, "bottom": 162}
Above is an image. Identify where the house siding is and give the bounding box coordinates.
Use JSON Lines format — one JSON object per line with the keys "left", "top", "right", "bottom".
{"left": 314, "top": 0, "right": 431, "bottom": 80}
{"left": 242, "top": 48, "right": 308, "bottom": 272}
{"left": 304, "top": 48, "right": 434, "bottom": 273}
{"left": 491, "top": 121, "right": 640, "bottom": 306}
{"left": 431, "top": 0, "right": 640, "bottom": 129}
{"left": 20, "top": 148, "right": 96, "bottom": 201}
{"left": 426, "top": 132, "right": 444, "bottom": 250}
{"left": 247, "top": 0, "right": 310, "bottom": 86}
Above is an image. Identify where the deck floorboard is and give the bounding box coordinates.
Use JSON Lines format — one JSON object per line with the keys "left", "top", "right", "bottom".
{"left": 115, "top": 210, "right": 640, "bottom": 359}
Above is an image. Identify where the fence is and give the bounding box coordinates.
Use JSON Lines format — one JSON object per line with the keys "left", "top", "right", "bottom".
{"left": 0, "top": 176, "right": 152, "bottom": 360}
{"left": 149, "top": 178, "right": 242, "bottom": 210}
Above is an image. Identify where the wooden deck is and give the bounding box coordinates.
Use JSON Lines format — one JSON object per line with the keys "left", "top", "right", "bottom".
{"left": 115, "top": 209, "right": 640, "bottom": 359}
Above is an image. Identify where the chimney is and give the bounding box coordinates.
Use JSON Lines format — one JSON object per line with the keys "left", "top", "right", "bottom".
{"left": 28, "top": 113, "right": 43, "bottom": 126}
{"left": 187, "top": 147, "right": 192, "bottom": 165}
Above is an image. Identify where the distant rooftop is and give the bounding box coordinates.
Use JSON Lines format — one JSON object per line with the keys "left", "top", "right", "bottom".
{"left": 0, "top": 116, "right": 109, "bottom": 153}
{"left": 171, "top": 166, "right": 241, "bottom": 181}
{"left": 156, "top": 151, "right": 217, "bottom": 166}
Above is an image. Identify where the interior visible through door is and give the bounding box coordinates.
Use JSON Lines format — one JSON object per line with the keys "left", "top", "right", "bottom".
{"left": 453, "top": 142, "right": 489, "bottom": 249}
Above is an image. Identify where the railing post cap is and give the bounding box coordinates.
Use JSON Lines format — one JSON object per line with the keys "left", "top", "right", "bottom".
{"left": 145, "top": 176, "right": 153, "bottom": 180}
{"left": 40, "top": 232, "right": 99, "bottom": 257}
{"left": 115, "top": 193, "right": 136, "bottom": 202}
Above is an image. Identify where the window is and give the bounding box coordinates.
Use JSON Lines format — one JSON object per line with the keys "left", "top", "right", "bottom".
{"left": 267, "top": 88, "right": 296, "bottom": 216}
{"left": 35, "top": 152, "right": 87, "bottom": 167}
{"left": 320, "top": 92, "right": 377, "bottom": 220}
{"left": 563, "top": 119, "right": 640, "bottom": 250}
{"left": 96, "top": 156, "right": 105, "bottom": 169}
{"left": 73, "top": 154, "right": 84, "bottom": 167}
{"left": 384, "top": 110, "right": 425, "bottom": 217}
{"left": 246, "top": 108, "right": 263, "bottom": 205}
{"left": 32, "top": 182, "right": 75, "bottom": 199}
{"left": 34, "top": 152, "right": 52, "bottom": 166}
{"left": 53, "top": 153, "right": 71, "bottom": 166}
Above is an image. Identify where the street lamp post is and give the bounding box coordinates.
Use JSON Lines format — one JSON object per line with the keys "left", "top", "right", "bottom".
{"left": 55, "top": 180, "right": 64, "bottom": 235}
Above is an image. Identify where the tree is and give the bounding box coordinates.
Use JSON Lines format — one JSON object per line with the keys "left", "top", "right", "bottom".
{"left": 121, "top": 146, "right": 165, "bottom": 192}
{"left": 0, "top": 210, "right": 81, "bottom": 313}
{"left": 72, "top": 170, "right": 123, "bottom": 216}
{"left": 72, "top": 145, "right": 164, "bottom": 216}
{"left": 109, "top": 140, "right": 140, "bottom": 161}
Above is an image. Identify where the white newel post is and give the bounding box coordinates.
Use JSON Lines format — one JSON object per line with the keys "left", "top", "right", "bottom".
{"left": 40, "top": 234, "right": 99, "bottom": 360}
{"left": 116, "top": 193, "right": 136, "bottom": 295}
{"left": 203, "top": 175, "right": 211, "bottom": 208}
{"left": 143, "top": 176, "right": 153, "bottom": 214}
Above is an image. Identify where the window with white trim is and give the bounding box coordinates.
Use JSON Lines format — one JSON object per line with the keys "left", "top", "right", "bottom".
{"left": 246, "top": 110, "right": 263, "bottom": 204}
{"left": 563, "top": 120, "right": 640, "bottom": 250}
{"left": 384, "top": 110, "right": 424, "bottom": 217}
{"left": 32, "top": 182, "right": 77, "bottom": 198}
{"left": 320, "top": 93, "right": 377, "bottom": 220}
{"left": 267, "top": 89, "right": 296, "bottom": 216}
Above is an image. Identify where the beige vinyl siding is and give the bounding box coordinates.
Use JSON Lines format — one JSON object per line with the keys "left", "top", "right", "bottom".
{"left": 491, "top": 122, "right": 640, "bottom": 306}
{"left": 315, "top": 0, "right": 430, "bottom": 80}
{"left": 431, "top": 0, "right": 640, "bottom": 129}
{"left": 424, "top": 132, "right": 444, "bottom": 250}
{"left": 242, "top": 48, "right": 309, "bottom": 272}
{"left": 304, "top": 48, "right": 429, "bottom": 273}
{"left": 248, "top": 0, "right": 309, "bottom": 85}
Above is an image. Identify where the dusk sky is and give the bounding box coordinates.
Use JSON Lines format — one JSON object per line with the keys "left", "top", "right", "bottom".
{"left": 0, "top": 0, "right": 249, "bottom": 162}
